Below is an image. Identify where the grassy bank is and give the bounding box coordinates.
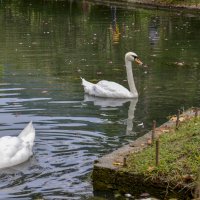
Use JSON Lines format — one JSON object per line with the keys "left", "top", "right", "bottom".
{"left": 87, "top": 0, "right": 200, "bottom": 11}
{"left": 92, "top": 110, "right": 200, "bottom": 198}
{"left": 126, "top": 115, "right": 200, "bottom": 197}
{"left": 157, "top": 0, "right": 199, "bottom": 5}
{"left": 156, "top": 0, "right": 200, "bottom": 8}
{"left": 87, "top": 0, "right": 200, "bottom": 10}
{"left": 143, "top": 0, "right": 200, "bottom": 9}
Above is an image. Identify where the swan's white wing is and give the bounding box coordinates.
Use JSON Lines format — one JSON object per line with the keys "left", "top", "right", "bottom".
{"left": 0, "top": 122, "right": 35, "bottom": 169}
{"left": 82, "top": 78, "right": 133, "bottom": 98}
{"left": 97, "top": 80, "right": 129, "bottom": 92}
{"left": 0, "top": 136, "right": 21, "bottom": 158}
{"left": 0, "top": 136, "right": 32, "bottom": 169}
{"left": 95, "top": 80, "right": 133, "bottom": 98}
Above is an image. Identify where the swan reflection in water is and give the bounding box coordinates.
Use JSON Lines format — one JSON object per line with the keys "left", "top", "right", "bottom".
{"left": 84, "top": 94, "right": 138, "bottom": 135}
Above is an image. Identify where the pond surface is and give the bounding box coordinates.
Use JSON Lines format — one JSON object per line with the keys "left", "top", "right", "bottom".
{"left": 0, "top": 0, "right": 200, "bottom": 199}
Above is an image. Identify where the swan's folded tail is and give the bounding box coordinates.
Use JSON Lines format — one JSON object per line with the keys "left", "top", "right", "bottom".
{"left": 81, "top": 77, "right": 95, "bottom": 92}
{"left": 81, "top": 77, "right": 93, "bottom": 87}
{"left": 18, "top": 121, "right": 35, "bottom": 144}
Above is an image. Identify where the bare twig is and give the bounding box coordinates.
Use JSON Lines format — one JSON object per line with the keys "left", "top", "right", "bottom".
{"left": 156, "top": 139, "right": 160, "bottom": 166}
{"left": 176, "top": 109, "right": 180, "bottom": 129}
{"left": 152, "top": 120, "right": 156, "bottom": 142}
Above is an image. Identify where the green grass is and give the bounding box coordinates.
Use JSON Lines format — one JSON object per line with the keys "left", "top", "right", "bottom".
{"left": 126, "top": 116, "right": 200, "bottom": 190}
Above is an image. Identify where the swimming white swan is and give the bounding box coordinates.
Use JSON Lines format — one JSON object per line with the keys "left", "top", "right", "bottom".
{"left": 81, "top": 52, "right": 143, "bottom": 98}
{"left": 0, "top": 121, "right": 35, "bottom": 169}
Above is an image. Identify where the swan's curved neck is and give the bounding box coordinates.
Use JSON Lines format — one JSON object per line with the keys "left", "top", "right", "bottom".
{"left": 125, "top": 60, "right": 138, "bottom": 97}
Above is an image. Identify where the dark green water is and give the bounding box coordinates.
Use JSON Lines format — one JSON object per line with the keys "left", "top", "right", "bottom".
{"left": 0, "top": 0, "right": 199, "bottom": 199}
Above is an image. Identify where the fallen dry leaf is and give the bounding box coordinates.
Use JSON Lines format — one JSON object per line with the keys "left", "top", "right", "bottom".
{"left": 147, "top": 166, "right": 155, "bottom": 172}
{"left": 113, "top": 162, "right": 122, "bottom": 166}
{"left": 179, "top": 116, "right": 185, "bottom": 122}
{"left": 170, "top": 116, "right": 177, "bottom": 122}
{"left": 170, "top": 115, "right": 185, "bottom": 122}
{"left": 147, "top": 139, "right": 152, "bottom": 145}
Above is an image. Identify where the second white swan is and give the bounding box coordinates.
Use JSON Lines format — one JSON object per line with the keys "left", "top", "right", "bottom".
{"left": 81, "top": 52, "right": 143, "bottom": 98}
{"left": 0, "top": 121, "right": 35, "bottom": 169}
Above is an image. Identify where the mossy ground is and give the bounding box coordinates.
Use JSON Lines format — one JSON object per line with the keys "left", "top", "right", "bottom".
{"left": 126, "top": 116, "right": 200, "bottom": 192}
{"left": 156, "top": 0, "right": 200, "bottom": 6}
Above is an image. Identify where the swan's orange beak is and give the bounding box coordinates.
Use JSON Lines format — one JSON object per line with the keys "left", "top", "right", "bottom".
{"left": 135, "top": 58, "right": 143, "bottom": 65}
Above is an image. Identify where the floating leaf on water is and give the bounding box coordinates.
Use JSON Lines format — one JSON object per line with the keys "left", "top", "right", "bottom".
{"left": 174, "top": 62, "right": 185, "bottom": 66}
{"left": 124, "top": 193, "right": 132, "bottom": 198}
{"left": 41, "top": 90, "right": 48, "bottom": 94}
{"left": 137, "top": 122, "right": 144, "bottom": 127}
{"left": 112, "top": 68, "right": 121, "bottom": 71}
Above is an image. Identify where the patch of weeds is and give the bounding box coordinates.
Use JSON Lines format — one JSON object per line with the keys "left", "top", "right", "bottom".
{"left": 126, "top": 116, "right": 200, "bottom": 190}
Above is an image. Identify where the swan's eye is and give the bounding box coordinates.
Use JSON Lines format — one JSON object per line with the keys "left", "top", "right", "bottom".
{"left": 132, "top": 56, "right": 137, "bottom": 59}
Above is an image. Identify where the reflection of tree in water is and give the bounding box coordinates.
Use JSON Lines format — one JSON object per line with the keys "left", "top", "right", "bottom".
{"left": 111, "top": 6, "right": 121, "bottom": 44}
{"left": 82, "top": 0, "right": 90, "bottom": 15}
{"left": 148, "top": 17, "right": 160, "bottom": 48}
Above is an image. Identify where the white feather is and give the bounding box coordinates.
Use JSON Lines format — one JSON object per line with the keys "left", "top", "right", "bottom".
{"left": 0, "top": 121, "right": 35, "bottom": 169}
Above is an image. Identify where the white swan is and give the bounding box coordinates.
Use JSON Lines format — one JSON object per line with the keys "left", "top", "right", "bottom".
{"left": 0, "top": 121, "right": 35, "bottom": 169}
{"left": 81, "top": 52, "right": 143, "bottom": 98}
